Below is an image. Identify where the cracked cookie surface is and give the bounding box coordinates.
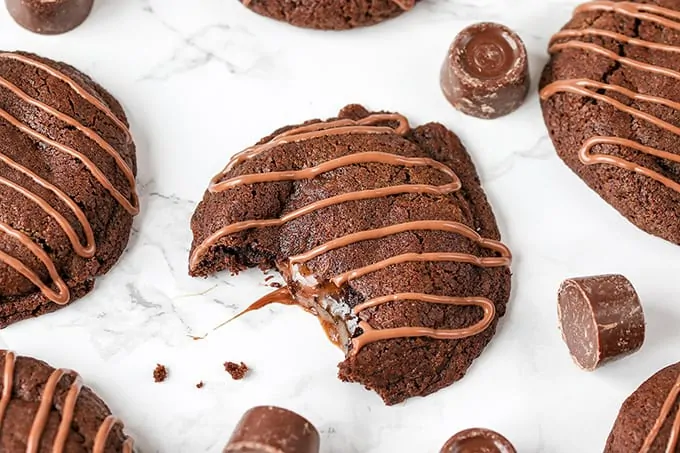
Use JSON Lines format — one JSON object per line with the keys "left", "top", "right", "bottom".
{"left": 540, "top": 0, "right": 680, "bottom": 245}
{"left": 0, "top": 52, "right": 137, "bottom": 327}
{"left": 189, "top": 104, "right": 511, "bottom": 405}
{"left": 239, "top": 0, "right": 418, "bottom": 30}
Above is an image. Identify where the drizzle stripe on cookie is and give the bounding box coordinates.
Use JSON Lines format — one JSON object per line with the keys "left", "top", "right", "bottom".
{"left": 0, "top": 221, "right": 70, "bottom": 304}
{"left": 192, "top": 114, "right": 511, "bottom": 353}
{"left": 27, "top": 368, "right": 66, "bottom": 453}
{"left": 389, "top": 0, "right": 416, "bottom": 11}
{"left": 0, "top": 156, "right": 96, "bottom": 257}
{"left": 0, "top": 53, "right": 133, "bottom": 143}
{"left": 94, "top": 415, "right": 135, "bottom": 453}
{"left": 53, "top": 375, "right": 83, "bottom": 453}
{"left": 217, "top": 113, "right": 409, "bottom": 175}
{"left": 0, "top": 52, "right": 139, "bottom": 305}
{"left": 639, "top": 372, "right": 680, "bottom": 453}
{"left": 540, "top": 1, "right": 680, "bottom": 194}
{"left": 0, "top": 73, "right": 138, "bottom": 212}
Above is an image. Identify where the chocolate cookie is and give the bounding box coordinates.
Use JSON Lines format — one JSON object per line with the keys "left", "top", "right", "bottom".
{"left": 239, "top": 0, "right": 417, "bottom": 30}
{"left": 0, "top": 51, "right": 138, "bottom": 327}
{"left": 0, "top": 350, "right": 134, "bottom": 452}
{"left": 605, "top": 361, "right": 680, "bottom": 452}
{"left": 540, "top": 0, "right": 680, "bottom": 245}
{"left": 189, "top": 104, "right": 511, "bottom": 405}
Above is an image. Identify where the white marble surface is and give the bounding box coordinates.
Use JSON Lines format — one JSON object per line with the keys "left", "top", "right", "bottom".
{"left": 1, "top": 0, "right": 680, "bottom": 451}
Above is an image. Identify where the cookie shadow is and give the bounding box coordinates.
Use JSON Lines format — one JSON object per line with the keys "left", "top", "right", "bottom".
{"left": 641, "top": 303, "right": 680, "bottom": 354}
{"left": 527, "top": 51, "right": 549, "bottom": 104}
{"left": 124, "top": 104, "right": 155, "bottom": 253}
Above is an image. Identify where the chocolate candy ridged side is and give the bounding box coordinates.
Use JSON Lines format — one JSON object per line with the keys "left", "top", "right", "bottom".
{"left": 557, "top": 274, "right": 645, "bottom": 371}
{"left": 5, "top": 0, "right": 94, "bottom": 35}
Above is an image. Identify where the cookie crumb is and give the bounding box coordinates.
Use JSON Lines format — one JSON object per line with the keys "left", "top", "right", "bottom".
{"left": 196, "top": 381, "right": 204, "bottom": 389}
{"left": 224, "top": 361, "right": 249, "bottom": 380}
{"left": 269, "top": 281, "right": 283, "bottom": 289}
{"left": 153, "top": 364, "right": 168, "bottom": 383}
{"left": 264, "top": 275, "right": 275, "bottom": 282}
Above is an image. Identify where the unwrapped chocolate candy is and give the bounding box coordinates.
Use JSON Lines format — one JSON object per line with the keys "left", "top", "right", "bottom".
{"left": 440, "top": 22, "right": 530, "bottom": 119}
{"left": 441, "top": 428, "right": 516, "bottom": 453}
{"left": 224, "top": 406, "right": 320, "bottom": 453}
{"left": 5, "top": 0, "right": 94, "bottom": 35}
{"left": 558, "top": 274, "right": 645, "bottom": 371}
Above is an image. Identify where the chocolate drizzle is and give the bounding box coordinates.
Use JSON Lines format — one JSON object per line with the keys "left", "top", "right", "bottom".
{"left": 640, "top": 372, "right": 680, "bottom": 453}
{"left": 287, "top": 219, "right": 509, "bottom": 354}
{"left": 0, "top": 52, "right": 138, "bottom": 305}
{"left": 0, "top": 351, "right": 134, "bottom": 452}
{"left": 216, "top": 114, "right": 410, "bottom": 176}
{"left": 390, "top": 0, "right": 416, "bottom": 11}
{"left": 191, "top": 113, "right": 512, "bottom": 354}
{"left": 540, "top": 1, "right": 680, "bottom": 193}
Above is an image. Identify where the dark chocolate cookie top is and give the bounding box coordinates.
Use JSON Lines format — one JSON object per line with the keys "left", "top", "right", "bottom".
{"left": 605, "top": 361, "right": 680, "bottom": 453}
{"left": 0, "top": 51, "right": 138, "bottom": 327}
{"left": 190, "top": 104, "right": 511, "bottom": 404}
{"left": 0, "top": 350, "right": 134, "bottom": 452}
{"left": 239, "top": 0, "right": 417, "bottom": 30}
{"left": 540, "top": 0, "right": 680, "bottom": 245}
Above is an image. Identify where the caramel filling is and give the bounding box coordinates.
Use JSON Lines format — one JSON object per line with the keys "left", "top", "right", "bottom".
{"left": 280, "top": 263, "right": 354, "bottom": 352}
